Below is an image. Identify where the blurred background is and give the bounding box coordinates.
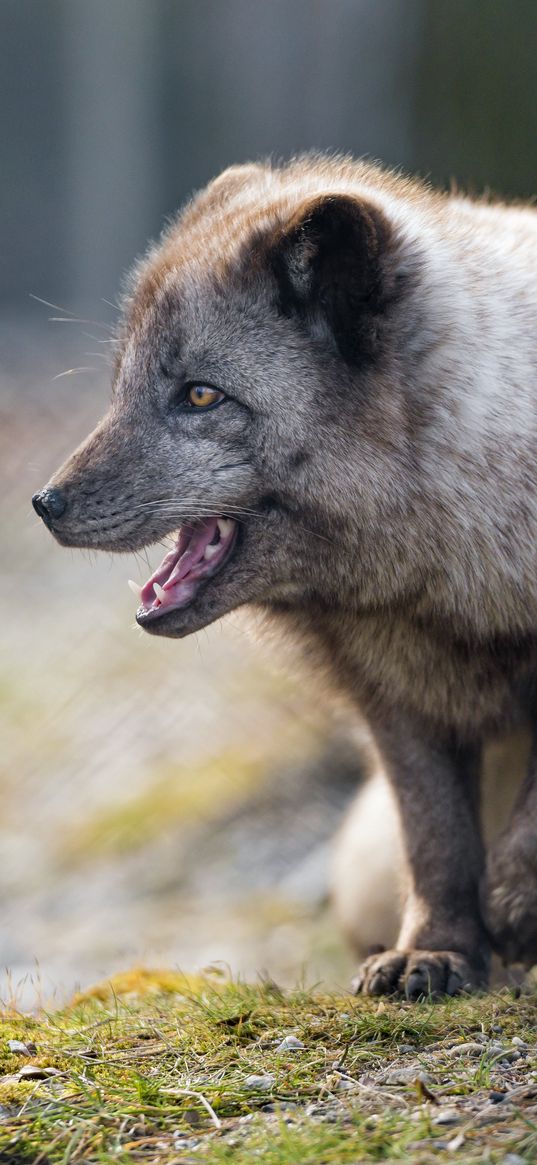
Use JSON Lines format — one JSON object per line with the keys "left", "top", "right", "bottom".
{"left": 2, "top": 0, "right": 537, "bottom": 1005}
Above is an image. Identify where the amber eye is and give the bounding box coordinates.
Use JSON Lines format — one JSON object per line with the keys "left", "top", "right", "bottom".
{"left": 187, "top": 385, "right": 225, "bottom": 409}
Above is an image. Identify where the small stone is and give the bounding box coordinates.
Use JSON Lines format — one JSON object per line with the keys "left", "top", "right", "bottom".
{"left": 432, "top": 1108, "right": 461, "bottom": 1127}
{"left": 276, "top": 1036, "right": 305, "bottom": 1052}
{"left": 511, "top": 1036, "right": 527, "bottom": 1048}
{"left": 502, "top": 1156, "right": 526, "bottom": 1165}
{"left": 447, "top": 1042, "right": 485, "bottom": 1058}
{"left": 384, "top": 1067, "right": 434, "bottom": 1085}
{"left": 7, "top": 1040, "right": 35, "bottom": 1055}
{"left": 474, "top": 1103, "right": 513, "bottom": 1126}
{"left": 489, "top": 1090, "right": 507, "bottom": 1104}
{"left": 18, "top": 1065, "right": 61, "bottom": 1080}
{"left": 244, "top": 1073, "right": 275, "bottom": 1091}
{"left": 414, "top": 1071, "right": 435, "bottom": 1086}
{"left": 397, "top": 1044, "right": 415, "bottom": 1054}
{"left": 171, "top": 1133, "right": 200, "bottom": 1152}
{"left": 323, "top": 1108, "right": 342, "bottom": 1124}
{"left": 491, "top": 1048, "right": 519, "bottom": 1062}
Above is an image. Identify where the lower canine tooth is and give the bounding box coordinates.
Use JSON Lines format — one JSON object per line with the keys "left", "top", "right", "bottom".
{"left": 128, "top": 579, "right": 142, "bottom": 599}
{"left": 204, "top": 543, "right": 219, "bottom": 560}
{"left": 154, "top": 583, "right": 167, "bottom": 602}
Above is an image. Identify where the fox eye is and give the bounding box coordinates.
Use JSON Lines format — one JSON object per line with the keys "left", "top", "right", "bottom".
{"left": 186, "top": 384, "right": 226, "bottom": 410}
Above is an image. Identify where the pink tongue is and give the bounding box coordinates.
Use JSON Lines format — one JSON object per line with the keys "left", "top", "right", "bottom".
{"left": 164, "top": 518, "right": 219, "bottom": 588}
{"left": 140, "top": 518, "right": 219, "bottom": 607}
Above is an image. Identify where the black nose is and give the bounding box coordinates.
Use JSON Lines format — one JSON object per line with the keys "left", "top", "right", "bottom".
{"left": 32, "top": 487, "right": 67, "bottom": 528}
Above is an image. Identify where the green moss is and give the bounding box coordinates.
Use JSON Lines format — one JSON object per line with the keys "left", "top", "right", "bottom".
{"left": 0, "top": 974, "right": 535, "bottom": 1163}
{"left": 59, "top": 749, "right": 269, "bottom": 861}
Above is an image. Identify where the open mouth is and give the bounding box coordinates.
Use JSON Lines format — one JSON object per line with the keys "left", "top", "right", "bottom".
{"left": 131, "top": 516, "right": 238, "bottom": 623}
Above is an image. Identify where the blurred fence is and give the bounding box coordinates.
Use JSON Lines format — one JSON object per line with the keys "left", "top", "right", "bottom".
{"left": 4, "top": 1, "right": 537, "bottom": 318}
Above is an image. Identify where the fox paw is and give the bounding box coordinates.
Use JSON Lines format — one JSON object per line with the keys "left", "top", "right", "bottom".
{"left": 351, "top": 948, "right": 484, "bottom": 999}
{"left": 483, "top": 841, "right": 537, "bottom": 967}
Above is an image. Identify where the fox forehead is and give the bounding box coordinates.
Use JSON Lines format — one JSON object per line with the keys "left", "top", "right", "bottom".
{"left": 119, "top": 153, "right": 426, "bottom": 340}
{"left": 115, "top": 275, "right": 283, "bottom": 402}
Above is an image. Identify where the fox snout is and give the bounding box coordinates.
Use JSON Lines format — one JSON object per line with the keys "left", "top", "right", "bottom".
{"left": 32, "top": 467, "right": 146, "bottom": 552}
{"left": 32, "top": 464, "right": 129, "bottom": 548}
{"left": 31, "top": 412, "right": 150, "bottom": 551}
{"left": 32, "top": 460, "right": 150, "bottom": 551}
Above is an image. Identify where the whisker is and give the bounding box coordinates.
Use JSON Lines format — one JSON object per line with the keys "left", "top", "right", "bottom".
{"left": 131, "top": 545, "right": 153, "bottom": 572}
{"left": 29, "top": 294, "right": 115, "bottom": 334}
{"left": 132, "top": 550, "right": 147, "bottom": 575}
{"left": 294, "top": 522, "right": 334, "bottom": 545}
{"left": 128, "top": 499, "right": 262, "bottom": 518}
{"left": 98, "top": 494, "right": 334, "bottom": 546}
{"left": 132, "top": 510, "right": 262, "bottom": 526}
{"left": 29, "top": 294, "right": 79, "bottom": 316}
{"left": 52, "top": 366, "right": 95, "bottom": 380}
{"left": 82, "top": 331, "right": 117, "bottom": 345}
{"left": 47, "top": 317, "right": 115, "bottom": 333}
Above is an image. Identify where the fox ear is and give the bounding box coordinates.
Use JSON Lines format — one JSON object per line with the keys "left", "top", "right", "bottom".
{"left": 269, "top": 194, "right": 393, "bottom": 364}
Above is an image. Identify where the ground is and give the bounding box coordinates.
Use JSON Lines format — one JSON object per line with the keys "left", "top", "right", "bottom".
{"left": 0, "top": 970, "right": 536, "bottom": 1164}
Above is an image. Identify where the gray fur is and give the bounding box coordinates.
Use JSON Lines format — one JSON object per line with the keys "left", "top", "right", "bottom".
{"left": 35, "top": 155, "right": 537, "bottom": 996}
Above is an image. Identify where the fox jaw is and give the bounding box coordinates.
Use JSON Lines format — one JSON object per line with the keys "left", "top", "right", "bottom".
{"left": 32, "top": 158, "right": 416, "bottom": 638}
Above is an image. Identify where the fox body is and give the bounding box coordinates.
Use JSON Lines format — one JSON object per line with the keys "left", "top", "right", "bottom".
{"left": 34, "top": 155, "right": 537, "bottom": 996}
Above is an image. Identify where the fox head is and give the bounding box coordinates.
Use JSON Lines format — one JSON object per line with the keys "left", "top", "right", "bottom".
{"left": 33, "top": 156, "right": 423, "bottom": 638}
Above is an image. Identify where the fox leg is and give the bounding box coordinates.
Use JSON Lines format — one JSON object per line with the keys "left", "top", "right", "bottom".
{"left": 352, "top": 717, "right": 489, "bottom": 998}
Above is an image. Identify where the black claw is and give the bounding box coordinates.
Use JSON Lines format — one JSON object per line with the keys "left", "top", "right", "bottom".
{"left": 446, "top": 971, "right": 463, "bottom": 996}
{"left": 353, "top": 950, "right": 480, "bottom": 1001}
{"left": 405, "top": 972, "right": 426, "bottom": 1000}
{"left": 369, "top": 974, "right": 387, "bottom": 996}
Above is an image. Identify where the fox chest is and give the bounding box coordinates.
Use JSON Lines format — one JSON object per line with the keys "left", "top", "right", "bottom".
{"left": 314, "top": 612, "right": 537, "bottom": 737}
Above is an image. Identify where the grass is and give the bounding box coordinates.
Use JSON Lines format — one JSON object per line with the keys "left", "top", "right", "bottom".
{"left": 0, "top": 970, "right": 536, "bottom": 1163}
